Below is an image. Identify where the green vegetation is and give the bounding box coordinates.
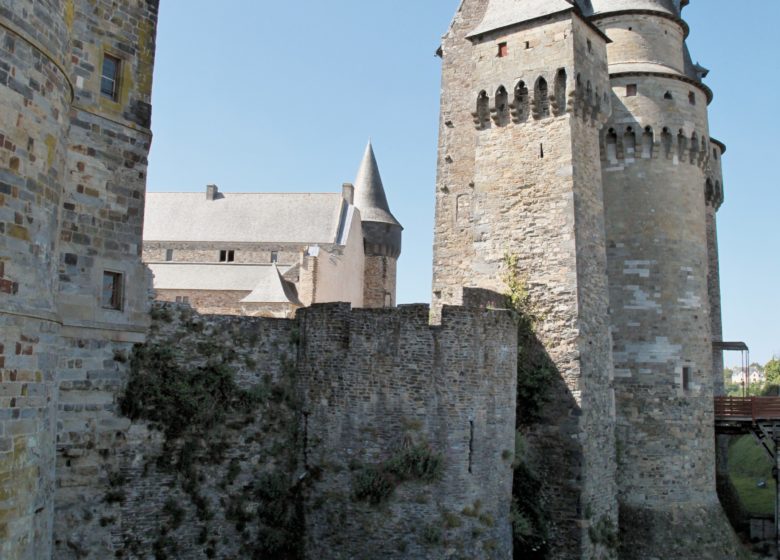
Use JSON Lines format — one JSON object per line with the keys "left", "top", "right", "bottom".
{"left": 351, "top": 442, "right": 444, "bottom": 504}
{"left": 588, "top": 515, "right": 619, "bottom": 551}
{"left": 502, "top": 254, "right": 554, "bottom": 427}
{"left": 729, "top": 435, "right": 774, "bottom": 516}
{"left": 120, "top": 343, "right": 263, "bottom": 438}
{"left": 118, "top": 304, "right": 305, "bottom": 559}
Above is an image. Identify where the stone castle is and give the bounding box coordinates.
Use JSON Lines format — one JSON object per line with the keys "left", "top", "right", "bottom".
{"left": 0, "top": 1, "right": 744, "bottom": 559}
{"left": 141, "top": 141, "right": 403, "bottom": 318}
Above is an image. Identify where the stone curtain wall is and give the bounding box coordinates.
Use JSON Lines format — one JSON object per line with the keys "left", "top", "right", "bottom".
{"left": 53, "top": 302, "right": 300, "bottom": 559}
{"left": 48, "top": 301, "right": 516, "bottom": 559}
{"left": 298, "top": 303, "right": 517, "bottom": 559}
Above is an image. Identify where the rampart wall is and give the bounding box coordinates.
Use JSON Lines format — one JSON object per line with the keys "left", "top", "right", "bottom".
{"left": 299, "top": 303, "right": 517, "bottom": 559}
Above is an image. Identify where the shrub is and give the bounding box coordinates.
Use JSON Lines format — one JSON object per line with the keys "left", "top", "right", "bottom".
{"left": 351, "top": 443, "right": 444, "bottom": 505}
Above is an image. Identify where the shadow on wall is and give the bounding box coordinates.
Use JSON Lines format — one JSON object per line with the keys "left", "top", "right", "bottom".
{"left": 461, "top": 289, "right": 613, "bottom": 560}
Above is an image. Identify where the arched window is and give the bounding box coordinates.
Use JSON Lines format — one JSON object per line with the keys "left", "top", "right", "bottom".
{"left": 512, "top": 81, "right": 529, "bottom": 123}
{"left": 642, "top": 126, "right": 654, "bottom": 159}
{"left": 662, "top": 127, "right": 673, "bottom": 158}
{"left": 624, "top": 127, "right": 636, "bottom": 158}
{"left": 606, "top": 128, "right": 618, "bottom": 164}
{"left": 690, "top": 132, "right": 699, "bottom": 164}
{"left": 475, "top": 90, "right": 490, "bottom": 129}
{"left": 554, "top": 68, "right": 567, "bottom": 116}
{"left": 534, "top": 77, "right": 550, "bottom": 119}
{"left": 493, "top": 86, "right": 509, "bottom": 125}
{"left": 677, "top": 129, "right": 687, "bottom": 162}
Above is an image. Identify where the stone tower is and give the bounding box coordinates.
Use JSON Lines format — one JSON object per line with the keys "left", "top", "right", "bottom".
{"left": 0, "top": 1, "right": 72, "bottom": 556}
{"left": 353, "top": 141, "right": 403, "bottom": 308}
{"left": 434, "top": 0, "right": 739, "bottom": 558}
{"left": 0, "top": 0, "right": 158, "bottom": 557}
{"left": 433, "top": 1, "right": 618, "bottom": 557}
{"left": 588, "top": 0, "right": 736, "bottom": 557}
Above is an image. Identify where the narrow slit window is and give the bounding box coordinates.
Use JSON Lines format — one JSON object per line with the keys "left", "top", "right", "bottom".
{"left": 468, "top": 420, "right": 474, "bottom": 474}
{"left": 101, "top": 271, "right": 123, "bottom": 310}
{"left": 497, "top": 42, "right": 508, "bottom": 58}
{"left": 682, "top": 367, "right": 692, "bottom": 390}
{"left": 270, "top": 251, "right": 278, "bottom": 263}
{"left": 524, "top": 41, "right": 531, "bottom": 50}
{"left": 626, "top": 84, "right": 637, "bottom": 97}
{"left": 165, "top": 249, "right": 173, "bottom": 261}
{"left": 100, "top": 54, "right": 121, "bottom": 100}
{"left": 539, "top": 143, "right": 544, "bottom": 159}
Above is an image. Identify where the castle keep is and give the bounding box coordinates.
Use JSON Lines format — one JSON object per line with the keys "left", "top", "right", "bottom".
{"left": 434, "top": 0, "right": 736, "bottom": 557}
{"left": 0, "top": 0, "right": 744, "bottom": 559}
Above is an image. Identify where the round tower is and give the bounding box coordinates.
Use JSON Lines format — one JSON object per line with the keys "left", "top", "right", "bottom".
{"left": 0, "top": 2, "right": 72, "bottom": 557}
{"left": 590, "top": 1, "right": 739, "bottom": 556}
{"left": 353, "top": 141, "right": 402, "bottom": 308}
{"left": 0, "top": 0, "right": 72, "bottom": 317}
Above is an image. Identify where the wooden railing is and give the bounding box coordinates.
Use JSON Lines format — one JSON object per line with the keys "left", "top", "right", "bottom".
{"left": 715, "top": 397, "right": 780, "bottom": 421}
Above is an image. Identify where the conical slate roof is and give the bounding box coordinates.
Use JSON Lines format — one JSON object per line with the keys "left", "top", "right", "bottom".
{"left": 353, "top": 142, "right": 401, "bottom": 227}
{"left": 585, "top": 0, "right": 682, "bottom": 17}
{"left": 468, "top": 0, "right": 576, "bottom": 38}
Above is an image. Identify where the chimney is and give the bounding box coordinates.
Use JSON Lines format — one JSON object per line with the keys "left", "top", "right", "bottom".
{"left": 206, "top": 184, "right": 219, "bottom": 200}
{"left": 342, "top": 183, "right": 354, "bottom": 205}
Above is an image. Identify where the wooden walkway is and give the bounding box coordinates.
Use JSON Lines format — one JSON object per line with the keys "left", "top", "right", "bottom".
{"left": 715, "top": 397, "right": 780, "bottom": 423}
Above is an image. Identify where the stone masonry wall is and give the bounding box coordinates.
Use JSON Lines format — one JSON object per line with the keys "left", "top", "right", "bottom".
{"left": 50, "top": 299, "right": 517, "bottom": 560}
{"left": 298, "top": 303, "right": 517, "bottom": 559}
{"left": 363, "top": 255, "right": 396, "bottom": 308}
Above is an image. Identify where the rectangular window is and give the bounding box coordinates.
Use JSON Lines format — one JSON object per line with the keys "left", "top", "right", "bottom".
{"left": 497, "top": 42, "right": 508, "bottom": 58}
{"left": 101, "top": 271, "right": 123, "bottom": 310}
{"left": 100, "top": 54, "right": 121, "bottom": 100}
{"left": 219, "top": 250, "right": 235, "bottom": 263}
{"left": 165, "top": 249, "right": 173, "bottom": 261}
{"left": 688, "top": 92, "right": 696, "bottom": 105}
{"left": 626, "top": 84, "right": 637, "bottom": 97}
{"left": 524, "top": 41, "right": 531, "bottom": 50}
{"left": 270, "top": 251, "right": 278, "bottom": 264}
{"left": 682, "top": 367, "right": 691, "bottom": 391}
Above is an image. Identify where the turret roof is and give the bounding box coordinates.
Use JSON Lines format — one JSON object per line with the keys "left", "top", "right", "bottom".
{"left": 353, "top": 141, "right": 401, "bottom": 227}
{"left": 583, "top": 0, "right": 682, "bottom": 17}
{"left": 467, "top": 0, "right": 576, "bottom": 38}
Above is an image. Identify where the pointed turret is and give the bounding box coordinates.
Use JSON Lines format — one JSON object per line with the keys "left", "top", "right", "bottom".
{"left": 353, "top": 141, "right": 401, "bottom": 228}
{"left": 353, "top": 141, "right": 402, "bottom": 308}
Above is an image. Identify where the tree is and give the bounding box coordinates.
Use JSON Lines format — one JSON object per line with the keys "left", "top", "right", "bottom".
{"left": 765, "top": 357, "right": 780, "bottom": 386}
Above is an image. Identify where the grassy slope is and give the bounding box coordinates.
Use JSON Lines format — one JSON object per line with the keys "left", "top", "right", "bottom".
{"left": 729, "top": 435, "right": 775, "bottom": 516}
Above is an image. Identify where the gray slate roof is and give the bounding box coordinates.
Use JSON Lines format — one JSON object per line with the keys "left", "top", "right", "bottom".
{"left": 353, "top": 142, "right": 401, "bottom": 227}
{"left": 468, "top": 0, "right": 576, "bottom": 38}
{"left": 144, "top": 192, "right": 347, "bottom": 244}
{"left": 148, "top": 263, "right": 300, "bottom": 304}
{"left": 584, "top": 0, "right": 681, "bottom": 17}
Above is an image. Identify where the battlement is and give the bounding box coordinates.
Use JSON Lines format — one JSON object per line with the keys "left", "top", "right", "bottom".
{"left": 472, "top": 69, "right": 611, "bottom": 129}
{"left": 601, "top": 123, "right": 713, "bottom": 168}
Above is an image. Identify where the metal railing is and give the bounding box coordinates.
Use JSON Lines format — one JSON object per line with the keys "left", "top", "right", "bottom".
{"left": 715, "top": 397, "right": 780, "bottom": 421}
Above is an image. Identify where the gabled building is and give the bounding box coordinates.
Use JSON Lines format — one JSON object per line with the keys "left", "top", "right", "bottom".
{"left": 142, "top": 143, "right": 402, "bottom": 316}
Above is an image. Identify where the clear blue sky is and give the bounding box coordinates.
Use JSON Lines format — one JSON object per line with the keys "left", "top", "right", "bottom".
{"left": 148, "top": 1, "right": 779, "bottom": 367}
